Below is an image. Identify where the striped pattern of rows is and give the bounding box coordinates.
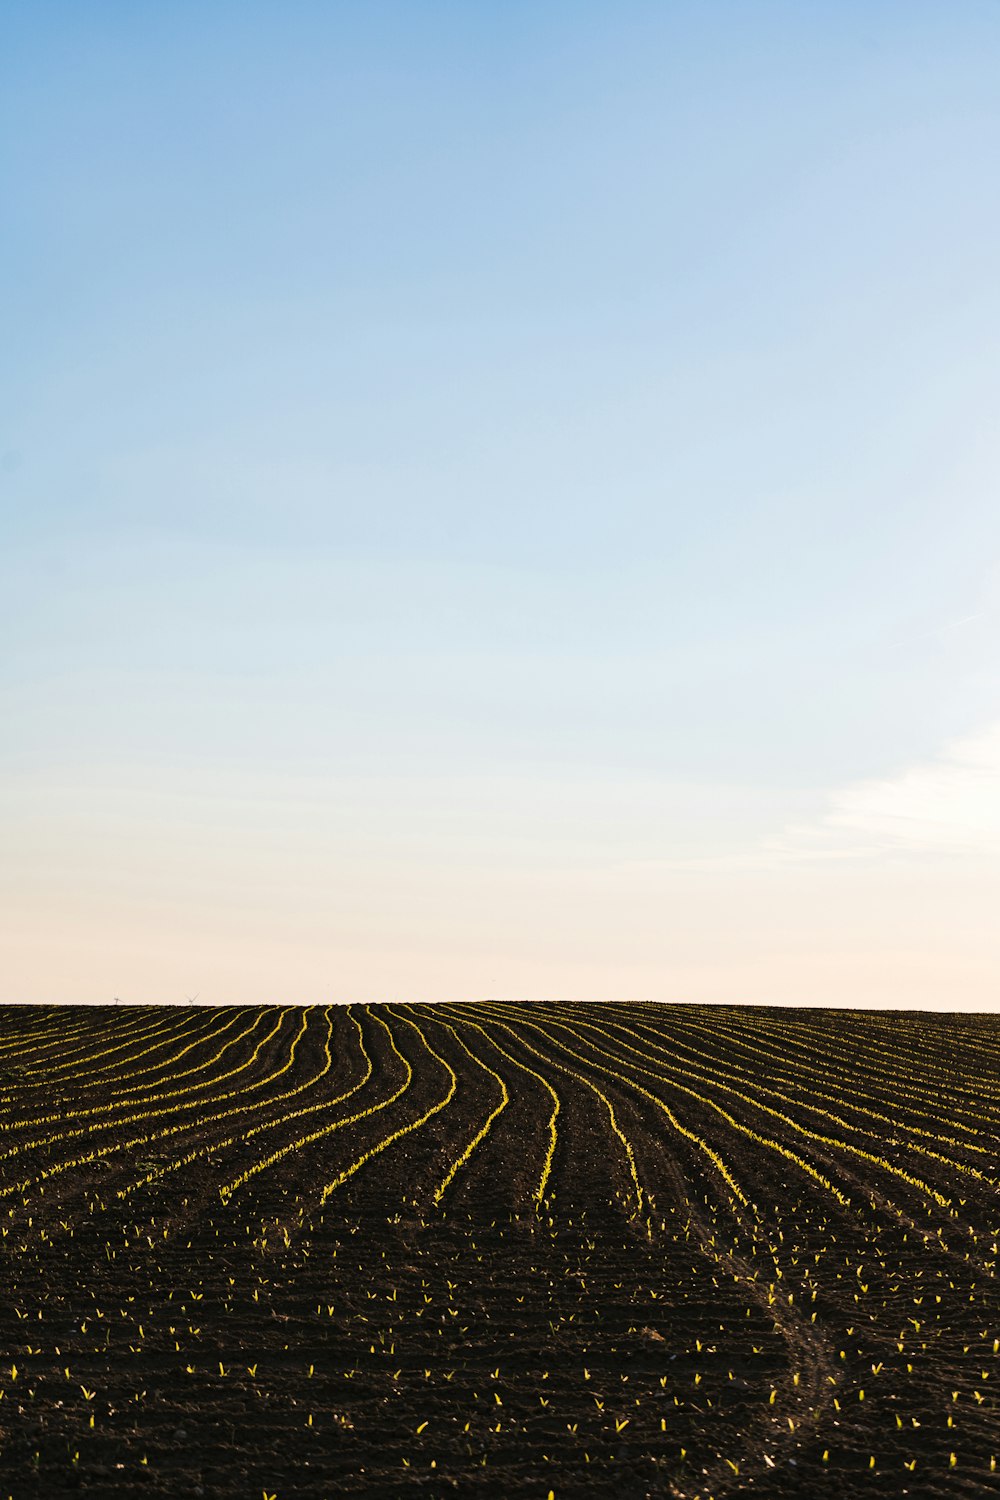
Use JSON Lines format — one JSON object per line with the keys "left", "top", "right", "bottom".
{"left": 1, "top": 1001, "right": 999, "bottom": 1499}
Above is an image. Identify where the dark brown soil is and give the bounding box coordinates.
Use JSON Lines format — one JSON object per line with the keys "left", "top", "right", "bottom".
{"left": 0, "top": 1001, "right": 998, "bottom": 1499}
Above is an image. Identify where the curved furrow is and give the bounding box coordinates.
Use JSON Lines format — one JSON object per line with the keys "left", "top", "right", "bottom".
{"left": 477, "top": 1008, "right": 840, "bottom": 1496}
{"left": 482, "top": 1003, "right": 843, "bottom": 1216}
{"left": 524, "top": 1008, "right": 955, "bottom": 1216}
{"left": 315, "top": 1007, "right": 460, "bottom": 1207}
{"left": 0, "top": 1006, "right": 211, "bottom": 1106}
{"left": 49, "top": 1005, "right": 370, "bottom": 1241}
{"left": 0, "top": 1006, "right": 106, "bottom": 1064}
{"left": 456, "top": 1008, "right": 648, "bottom": 1219}
{"left": 640, "top": 1001, "right": 1000, "bottom": 1140}
{"left": 216, "top": 1005, "right": 416, "bottom": 1205}
{"left": 735, "top": 1007, "right": 1000, "bottom": 1119}
{"left": 531, "top": 1010, "right": 999, "bottom": 1282}
{"left": 100, "top": 1006, "right": 374, "bottom": 1233}
{"left": 0, "top": 1011, "right": 311, "bottom": 1224}
{"left": 0, "top": 1007, "right": 250, "bottom": 1133}
{"left": 1, "top": 1007, "right": 287, "bottom": 1140}
{"left": 0, "top": 1009, "right": 322, "bottom": 1183}
{"left": 573, "top": 1010, "right": 1000, "bottom": 1211}
{"left": 11, "top": 1005, "right": 213, "bottom": 1080}
{"left": 694, "top": 1006, "right": 975, "bottom": 1126}
{"left": 464, "top": 1008, "right": 650, "bottom": 1218}
{"left": 435, "top": 1005, "right": 561, "bottom": 1207}
{"left": 0, "top": 1005, "right": 185, "bottom": 1072}
{"left": 6, "top": 1008, "right": 364, "bottom": 1238}
{"left": 421, "top": 1018, "right": 510, "bottom": 1205}
{"left": 618, "top": 1005, "right": 998, "bottom": 1155}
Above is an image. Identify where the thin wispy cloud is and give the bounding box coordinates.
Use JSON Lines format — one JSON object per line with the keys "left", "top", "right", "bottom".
{"left": 885, "top": 607, "right": 993, "bottom": 650}
{"left": 770, "top": 724, "right": 1000, "bottom": 863}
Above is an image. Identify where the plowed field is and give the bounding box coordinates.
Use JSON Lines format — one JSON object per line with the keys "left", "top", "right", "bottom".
{"left": 1, "top": 1001, "right": 999, "bottom": 1498}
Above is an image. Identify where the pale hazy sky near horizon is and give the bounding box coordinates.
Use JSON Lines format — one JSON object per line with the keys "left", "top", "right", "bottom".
{"left": 4, "top": 3, "right": 1000, "bottom": 1009}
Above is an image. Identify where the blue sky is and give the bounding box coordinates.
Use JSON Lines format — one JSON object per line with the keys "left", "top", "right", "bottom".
{"left": 4, "top": 3, "right": 1000, "bottom": 1006}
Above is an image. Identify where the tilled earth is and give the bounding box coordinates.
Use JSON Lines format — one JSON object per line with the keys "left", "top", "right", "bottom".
{"left": 1, "top": 1001, "right": 999, "bottom": 1499}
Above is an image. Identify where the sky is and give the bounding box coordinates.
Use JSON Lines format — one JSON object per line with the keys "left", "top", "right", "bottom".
{"left": 3, "top": 2, "right": 1000, "bottom": 1008}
